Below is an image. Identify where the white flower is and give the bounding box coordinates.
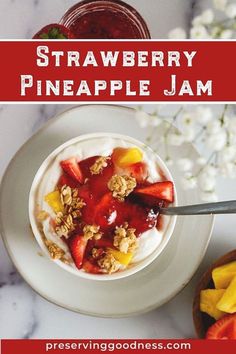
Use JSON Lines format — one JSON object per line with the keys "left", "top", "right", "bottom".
{"left": 150, "top": 115, "right": 162, "bottom": 127}
{"left": 207, "top": 130, "right": 227, "bottom": 151}
{"left": 204, "top": 165, "right": 218, "bottom": 177}
{"left": 200, "top": 9, "right": 214, "bottom": 24}
{"left": 229, "top": 117, "right": 236, "bottom": 134}
{"left": 192, "top": 16, "right": 203, "bottom": 26}
{"left": 177, "top": 158, "right": 193, "bottom": 172}
{"left": 135, "top": 110, "right": 150, "bottom": 128}
{"left": 198, "top": 172, "right": 216, "bottom": 191}
{"left": 225, "top": 3, "right": 236, "bottom": 18}
{"left": 181, "top": 112, "right": 195, "bottom": 127}
{"left": 168, "top": 27, "right": 187, "bottom": 39}
{"left": 182, "top": 126, "right": 195, "bottom": 142}
{"left": 211, "top": 26, "right": 221, "bottom": 38}
{"left": 167, "top": 133, "right": 184, "bottom": 146}
{"left": 221, "top": 114, "right": 230, "bottom": 128}
{"left": 190, "top": 25, "right": 210, "bottom": 39}
{"left": 219, "top": 146, "right": 236, "bottom": 163}
{"left": 213, "top": 0, "right": 228, "bottom": 11}
{"left": 194, "top": 107, "right": 213, "bottom": 124}
{"left": 220, "top": 162, "right": 236, "bottom": 178}
{"left": 220, "top": 29, "right": 233, "bottom": 39}
{"left": 229, "top": 132, "right": 236, "bottom": 146}
{"left": 192, "top": 10, "right": 214, "bottom": 26}
{"left": 181, "top": 173, "right": 197, "bottom": 190}
{"left": 206, "top": 120, "right": 222, "bottom": 134}
{"left": 200, "top": 191, "right": 218, "bottom": 202}
{"left": 196, "top": 157, "right": 207, "bottom": 166}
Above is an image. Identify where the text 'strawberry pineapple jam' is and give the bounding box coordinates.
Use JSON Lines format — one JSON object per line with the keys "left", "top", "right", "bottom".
{"left": 29, "top": 134, "right": 176, "bottom": 280}
{"left": 60, "top": 0, "right": 150, "bottom": 39}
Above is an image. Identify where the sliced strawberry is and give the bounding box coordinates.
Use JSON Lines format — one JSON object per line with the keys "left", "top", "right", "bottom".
{"left": 60, "top": 157, "right": 83, "bottom": 184}
{"left": 206, "top": 313, "right": 236, "bottom": 339}
{"left": 68, "top": 234, "right": 88, "bottom": 269}
{"left": 33, "top": 24, "right": 75, "bottom": 39}
{"left": 79, "top": 156, "right": 100, "bottom": 178}
{"left": 57, "top": 173, "right": 79, "bottom": 188}
{"left": 82, "top": 260, "right": 102, "bottom": 274}
{"left": 134, "top": 181, "right": 174, "bottom": 203}
{"left": 130, "top": 193, "right": 164, "bottom": 208}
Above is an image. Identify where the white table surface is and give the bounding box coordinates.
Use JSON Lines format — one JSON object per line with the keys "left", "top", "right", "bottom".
{"left": 0, "top": 0, "right": 236, "bottom": 339}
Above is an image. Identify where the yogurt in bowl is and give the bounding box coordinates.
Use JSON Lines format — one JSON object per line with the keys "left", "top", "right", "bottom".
{"left": 29, "top": 133, "right": 177, "bottom": 280}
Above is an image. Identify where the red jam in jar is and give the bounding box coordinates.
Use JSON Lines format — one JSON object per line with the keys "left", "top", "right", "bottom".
{"left": 60, "top": 0, "right": 150, "bottom": 39}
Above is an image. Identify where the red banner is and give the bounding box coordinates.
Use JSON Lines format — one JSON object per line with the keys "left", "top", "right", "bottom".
{"left": 1, "top": 339, "right": 236, "bottom": 354}
{"left": 0, "top": 40, "right": 236, "bottom": 102}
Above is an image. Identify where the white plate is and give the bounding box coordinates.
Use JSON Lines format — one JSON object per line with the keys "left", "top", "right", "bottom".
{"left": 0, "top": 105, "right": 214, "bottom": 318}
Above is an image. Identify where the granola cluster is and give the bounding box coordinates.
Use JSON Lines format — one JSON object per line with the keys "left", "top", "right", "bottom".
{"left": 91, "top": 247, "right": 104, "bottom": 259}
{"left": 83, "top": 224, "right": 103, "bottom": 241}
{"left": 55, "top": 185, "right": 85, "bottom": 238}
{"left": 98, "top": 253, "right": 121, "bottom": 274}
{"left": 61, "top": 185, "right": 85, "bottom": 218}
{"left": 113, "top": 224, "right": 138, "bottom": 254}
{"left": 43, "top": 237, "right": 65, "bottom": 260}
{"left": 87, "top": 222, "right": 138, "bottom": 274}
{"left": 107, "top": 174, "right": 137, "bottom": 201}
{"left": 90, "top": 156, "right": 110, "bottom": 175}
{"left": 36, "top": 210, "right": 49, "bottom": 222}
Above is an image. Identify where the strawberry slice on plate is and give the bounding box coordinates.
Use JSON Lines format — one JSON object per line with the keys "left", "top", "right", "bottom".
{"left": 33, "top": 24, "right": 75, "bottom": 39}
{"left": 68, "top": 234, "right": 88, "bottom": 269}
{"left": 57, "top": 173, "right": 79, "bottom": 189}
{"left": 79, "top": 156, "right": 99, "bottom": 179}
{"left": 60, "top": 157, "right": 83, "bottom": 184}
{"left": 206, "top": 313, "right": 236, "bottom": 339}
{"left": 134, "top": 181, "right": 174, "bottom": 203}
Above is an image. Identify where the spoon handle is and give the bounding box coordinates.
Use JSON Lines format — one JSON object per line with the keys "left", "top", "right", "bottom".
{"left": 161, "top": 200, "right": 236, "bottom": 216}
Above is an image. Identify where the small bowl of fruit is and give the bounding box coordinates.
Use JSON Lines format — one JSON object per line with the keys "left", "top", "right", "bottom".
{"left": 29, "top": 133, "right": 176, "bottom": 280}
{"left": 193, "top": 250, "right": 236, "bottom": 339}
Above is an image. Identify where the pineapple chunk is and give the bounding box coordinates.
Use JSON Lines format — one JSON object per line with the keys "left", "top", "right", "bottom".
{"left": 112, "top": 147, "right": 143, "bottom": 168}
{"left": 200, "top": 289, "right": 226, "bottom": 320}
{"left": 108, "top": 248, "right": 133, "bottom": 266}
{"left": 44, "top": 190, "right": 64, "bottom": 213}
{"left": 212, "top": 261, "right": 236, "bottom": 289}
{"left": 217, "top": 275, "right": 236, "bottom": 314}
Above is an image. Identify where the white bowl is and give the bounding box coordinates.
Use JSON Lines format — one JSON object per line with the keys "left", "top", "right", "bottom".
{"left": 29, "top": 132, "right": 177, "bottom": 281}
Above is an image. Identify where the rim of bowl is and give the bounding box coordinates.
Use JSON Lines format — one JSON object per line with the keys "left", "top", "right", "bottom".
{"left": 29, "top": 132, "right": 177, "bottom": 281}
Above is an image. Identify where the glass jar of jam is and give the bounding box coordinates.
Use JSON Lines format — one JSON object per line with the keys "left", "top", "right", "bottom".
{"left": 60, "top": 0, "right": 150, "bottom": 39}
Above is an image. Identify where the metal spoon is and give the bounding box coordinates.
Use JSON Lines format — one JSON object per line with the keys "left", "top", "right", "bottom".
{"left": 160, "top": 200, "right": 236, "bottom": 216}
